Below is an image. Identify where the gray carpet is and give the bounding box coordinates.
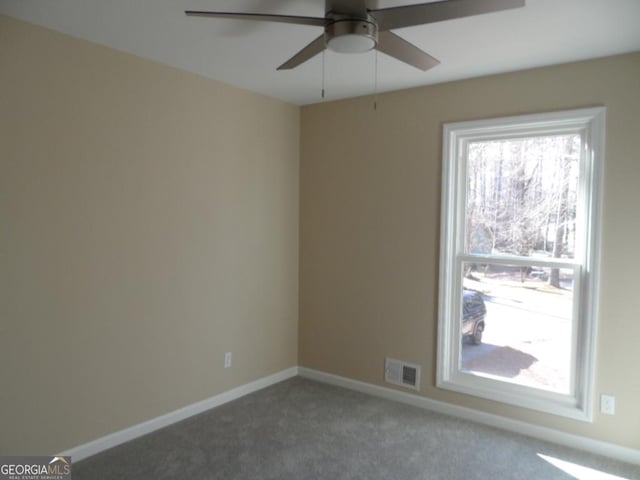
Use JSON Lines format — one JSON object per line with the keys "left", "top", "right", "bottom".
{"left": 74, "top": 377, "right": 640, "bottom": 479}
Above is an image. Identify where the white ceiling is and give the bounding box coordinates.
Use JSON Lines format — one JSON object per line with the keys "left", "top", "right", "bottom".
{"left": 1, "top": 0, "right": 639, "bottom": 105}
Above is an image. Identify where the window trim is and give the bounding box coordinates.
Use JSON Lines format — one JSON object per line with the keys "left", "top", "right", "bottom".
{"left": 437, "top": 107, "right": 606, "bottom": 421}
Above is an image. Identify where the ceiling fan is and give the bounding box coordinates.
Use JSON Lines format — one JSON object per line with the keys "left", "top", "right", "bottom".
{"left": 186, "top": 0, "right": 525, "bottom": 71}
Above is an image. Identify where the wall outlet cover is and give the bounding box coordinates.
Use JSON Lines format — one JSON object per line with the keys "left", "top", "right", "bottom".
{"left": 600, "top": 394, "right": 615, "bottom": 415}
{"left": 224, "top": 352, "right": 232, "bottom": 368}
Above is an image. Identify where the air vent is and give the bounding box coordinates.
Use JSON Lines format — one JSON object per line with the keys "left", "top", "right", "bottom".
{"left": 385, "top": 357, "right": 420, "bottom": 391}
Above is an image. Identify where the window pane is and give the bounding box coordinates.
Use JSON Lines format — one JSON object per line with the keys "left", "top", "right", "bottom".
{"left": 466, "top": 135, "right": 580, "bottom": 259}
{"left": 440, "top": 108, "right": 604, "bottom": 419}
{"left": 460, "top": 262, "right": 574, "bottom": 394}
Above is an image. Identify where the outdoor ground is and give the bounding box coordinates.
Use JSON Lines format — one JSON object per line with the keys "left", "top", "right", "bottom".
{"left": 461, "top": 271, "right": 573, "bottom": 393}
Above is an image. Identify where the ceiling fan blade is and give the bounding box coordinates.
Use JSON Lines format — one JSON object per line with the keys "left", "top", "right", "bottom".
{"left": 277, "top": 34, "right": 327, "bottom": 70}
{"left": 370, "top": 0, "right": 525, "bottom": 32}
{"left": 185, "top": 10, "right": 326, "bottom": 27}
{"left": 376, "top": 31, "right": 440, "bottom": 71}
{"left": 326, "top": 0, "right": 368, "bottom": 17}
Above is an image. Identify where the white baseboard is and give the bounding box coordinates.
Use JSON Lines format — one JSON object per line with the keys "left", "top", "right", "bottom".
{"left": 60, "top": 366, "right": 640, "bottom": 466}
{"left": 298, "top": 367, "right": 640, "bottom": 466}
{"left": 59, "top": 367, "right": 298, "bottom": 462}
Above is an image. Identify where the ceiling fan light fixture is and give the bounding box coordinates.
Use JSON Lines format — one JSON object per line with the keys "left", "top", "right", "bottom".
{"left": 325, "top": 18, "right": 378, "bottom": 54}
{"left": 327, "top": 34, "right": 376, "bottom": 53}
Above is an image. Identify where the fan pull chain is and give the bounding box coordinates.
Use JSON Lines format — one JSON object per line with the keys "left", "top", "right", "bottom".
{"left": 321, "top": 50, "right": 326, "bottom": 100}
{"left": 373, "top": 49, "right": 379, "bottom": 111}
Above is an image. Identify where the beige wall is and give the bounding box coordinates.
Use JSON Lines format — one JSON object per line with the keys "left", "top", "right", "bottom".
{"left": 300, "top": 53, "right": 640, "bottom": 449}
{"left": 0, "top": 16, "right": 299, "bottom": 455}
{"left": 3, "top": 11, "right": 639, "bottom": 458}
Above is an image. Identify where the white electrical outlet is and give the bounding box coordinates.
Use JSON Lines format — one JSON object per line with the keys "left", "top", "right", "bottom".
{"left": 224, "top": 352, "right": 232, "bottom": 368}
{"left": 600, "top": 394, "right": 615, "bottom": 415}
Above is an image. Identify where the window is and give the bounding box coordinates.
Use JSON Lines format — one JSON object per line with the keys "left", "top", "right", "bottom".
{"left": 437, "top": 108, "right": 605, "bottom": 420}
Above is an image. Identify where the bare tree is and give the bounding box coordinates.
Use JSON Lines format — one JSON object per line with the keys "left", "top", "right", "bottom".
{"left": 549, "top": 137, "right": 577, "bottom": 288}
{"left": 466, "top": 135, "right": 580, "bottom": 283}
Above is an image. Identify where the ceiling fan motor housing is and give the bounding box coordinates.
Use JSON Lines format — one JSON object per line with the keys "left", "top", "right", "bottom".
{"left": 325, "top": 15, "right": 378, "bottom": 53}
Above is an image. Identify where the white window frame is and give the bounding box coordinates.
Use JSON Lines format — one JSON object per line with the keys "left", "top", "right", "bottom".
{"left": 437, "top": 107, "right": 605, "bottom": 421}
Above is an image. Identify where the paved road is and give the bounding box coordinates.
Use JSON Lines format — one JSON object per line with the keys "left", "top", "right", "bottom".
{"left": 461, "top": 295, "right": 572, "bottom": 393}
{"left": 483, "top": 295, "right": 571, "bottom": 320}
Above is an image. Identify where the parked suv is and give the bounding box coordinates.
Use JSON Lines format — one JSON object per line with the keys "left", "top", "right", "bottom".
{"left": 462, "top": 290, "right": 487, "bottom": 345}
